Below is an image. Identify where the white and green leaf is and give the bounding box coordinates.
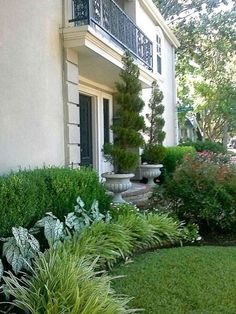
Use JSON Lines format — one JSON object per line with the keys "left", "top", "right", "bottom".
{"left": 0, "top": 259, "right": 3, "bottom": 280}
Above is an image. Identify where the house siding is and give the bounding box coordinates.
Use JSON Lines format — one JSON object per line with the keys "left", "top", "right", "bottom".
{"left": 0, "top": 0, "right": 178, "bottom": 175}
{"left": 0, "top": 1, "right": 65, "bottom": 173}
{"left": 136, "top": 0, "right": 177, "bottom": 146}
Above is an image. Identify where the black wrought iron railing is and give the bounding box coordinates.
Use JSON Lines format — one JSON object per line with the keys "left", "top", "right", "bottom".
{"left": 69, "top": 0, "right": 153, "bottom": 70}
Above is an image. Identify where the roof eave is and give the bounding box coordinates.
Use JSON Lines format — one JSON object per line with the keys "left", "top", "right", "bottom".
{"left": 139, "top": 0, "right": 180, "bottom": 48}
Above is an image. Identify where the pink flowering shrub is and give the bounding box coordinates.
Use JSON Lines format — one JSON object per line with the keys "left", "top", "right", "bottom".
{"left": 163, "top": 155, "right": 236, "bottom": 233}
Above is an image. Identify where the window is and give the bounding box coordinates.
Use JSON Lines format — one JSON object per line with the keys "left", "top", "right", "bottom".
{"left": 103, "top": 98, "right": 110, "bottom": 144}
{"left": 156, "top": 35, "right": 162, "bottom": 74}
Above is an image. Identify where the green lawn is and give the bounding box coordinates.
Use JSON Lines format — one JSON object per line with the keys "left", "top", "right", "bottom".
{"left": 111, "top": 246, "right": 236, "bottom": 314}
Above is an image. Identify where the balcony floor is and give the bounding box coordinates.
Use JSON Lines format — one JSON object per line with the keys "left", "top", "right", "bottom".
{"left": 63, "top": 26, "right": 156, "bottom": 89}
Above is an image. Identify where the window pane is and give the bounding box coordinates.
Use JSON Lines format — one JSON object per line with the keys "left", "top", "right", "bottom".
{"left": 157, "top": 55, "right": 162, "bottom": 74}
{"left": 103, "top": 99, "right": 110, "bottom": 144}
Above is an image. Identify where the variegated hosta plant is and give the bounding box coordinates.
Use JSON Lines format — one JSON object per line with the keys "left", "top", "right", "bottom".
{"left": 0, "top": 227, "right": 40, "bottom": 275}
{"left": 0, "top": 258, "right": 3, "bottom": 281}
{"left": 30, "top": 196, "right": 112, "bottom": 247}
{"left": 0, "top": 196, "right": 111, "bottom": 276}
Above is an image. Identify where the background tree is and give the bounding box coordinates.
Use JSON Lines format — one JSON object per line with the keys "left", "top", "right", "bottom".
{"left": 154, "top": 0, "right": 236, "bottom": 144}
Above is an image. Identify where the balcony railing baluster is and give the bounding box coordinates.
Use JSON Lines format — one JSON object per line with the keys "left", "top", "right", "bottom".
{"left": 69, "top": 0, "right": 153, "bottom": 70}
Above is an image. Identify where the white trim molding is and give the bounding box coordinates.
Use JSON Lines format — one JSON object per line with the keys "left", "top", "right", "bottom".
{"left": 139, "top": 0, "right": 180, "bottom": 48}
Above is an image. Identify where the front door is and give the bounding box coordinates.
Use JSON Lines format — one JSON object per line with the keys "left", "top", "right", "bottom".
{"left": 79, "top": 94, "right": 93, "bottom": 167}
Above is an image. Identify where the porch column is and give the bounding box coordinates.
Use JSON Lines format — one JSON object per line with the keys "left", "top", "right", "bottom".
{"left": 64, "top": 48, "right": 81, "bottom": 167}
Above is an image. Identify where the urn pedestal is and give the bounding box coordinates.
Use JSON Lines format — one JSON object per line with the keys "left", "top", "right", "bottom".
{"left": 102, "top": 173, "right": 134, "bottom": 203}
{"left": 140, "top": 164, "right": 163, "bottom": 187}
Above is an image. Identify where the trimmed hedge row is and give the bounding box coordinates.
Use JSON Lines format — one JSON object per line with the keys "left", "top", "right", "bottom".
{"left": 0, "top": 167, "right": 110, "bottom": 237}
{"left": 179, "top": 140, "right": 226, "bottom": 154}
{"left": 163, "top": 146, "right": 196, "bottom": 176}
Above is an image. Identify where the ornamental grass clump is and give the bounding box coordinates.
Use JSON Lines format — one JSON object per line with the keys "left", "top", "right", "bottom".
{"left": 69, "top": 222, "right": 133, "bottom": 269}
{"left": 3, "top": 249, "right": 135, "bottom": 314}
{"left": 62, "top": 207, "right": 192, "bottom": 270}
{"left": 104, "top": 51, "right": 145, "bottom": 173}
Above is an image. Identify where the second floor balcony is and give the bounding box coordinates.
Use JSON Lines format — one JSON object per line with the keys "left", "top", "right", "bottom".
{"left": 69, "top": 0, "right": 153, "bottom": 71}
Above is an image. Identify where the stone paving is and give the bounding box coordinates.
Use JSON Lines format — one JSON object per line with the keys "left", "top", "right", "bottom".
{"left": 230, "top": 156, "right": 236, "bottom": 164}
{"left": 123, "top": 182, "right": 153, "bottom": 206}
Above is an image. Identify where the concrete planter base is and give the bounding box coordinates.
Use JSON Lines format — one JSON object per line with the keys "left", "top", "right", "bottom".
{"left": 101, "top": 173, "right": 134, "bottom": 203}
{"left": 140, "top": 164, "right": 163, "bottom": 187}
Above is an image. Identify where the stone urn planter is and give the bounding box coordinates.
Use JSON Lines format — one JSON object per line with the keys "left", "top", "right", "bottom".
{"left": 101, "top": 172, "right": 134, "bottom": 203}
{"left": 140, "top": 164, "right": 163, "bottom": 187}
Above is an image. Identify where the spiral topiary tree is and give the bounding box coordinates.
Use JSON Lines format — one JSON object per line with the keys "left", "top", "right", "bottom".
{"left": 104, "top": 51, "right": 145, "bottom": 173}
{"left": 146, "top": 81, "right": 166, "bottom": 145}
{"left": 142, "top": 81, "right": 166, "bottom": 165}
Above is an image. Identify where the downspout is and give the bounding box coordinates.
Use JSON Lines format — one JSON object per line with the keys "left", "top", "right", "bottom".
{"left": 172, "top": 48, "right": 178, "bottom": 145}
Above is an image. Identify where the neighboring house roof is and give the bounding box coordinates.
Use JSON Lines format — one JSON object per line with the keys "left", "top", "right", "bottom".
{"left": 140, "top": 0, "right": 180, "bottom": 48}
{"left": 186, "top": 114, "right": 203, "bottom": 136}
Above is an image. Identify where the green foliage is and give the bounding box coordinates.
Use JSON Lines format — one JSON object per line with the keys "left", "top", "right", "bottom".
{"left": 163, "top": 146, "right": 196, "bottom": 176}
{"left": 109, "top": 203, "right": 140, "bottom": 220}
{"left": 105, "top": 51, "right": 145, "bottom": 173}
{"left": 62, "top": 208, "right": 198, "bottom": 269}
{"left": 33, "top": 196, "right": 111, "bottom": 246}
{"left": 0, "top": 259, "right": 3, "bottom": 280}
{"left": 162, "top": 156, "right": 236, "bottom": 232}
{"left": 1, "top": 227, "right": 40, "bottom": 275}
{"left": 179, "top": 140, "right": 226, "bottom": 153}
{"left": 146, "top": 214, "right": 181, "bottom": 245}
{"left": 4, "top": 250, "right": 134, "bottom": 314}
{"left": 103, "top": 144, "right": 139, "bottom": 173}
{"left": 116, "top": 213, "right": 156, "bottom": 249}
{"left": 194, "top": 81, "right": 236, "bottom": 142}
{"left": 156, "top": 0, "right": 236, "bottom": 142}
{"left": 145, "top": 81, "right": 166, "bottom": 145}
{"left": 1, "top": 200, "right": 199, "bottom": 312}
{"left": 0, "top": 196, "right": 111, "bottom": 276}
{"left": 70, "top": 222, "right": 133, "bottom": 269}
{"left": 0, "top": 167, "right": 110, "bottom": 237}
{"left": 112, "top": 246, "right": 236, "bottom": 313}
{"left": 142, "top": 144, "right": 167, "bottom": 164}
{"left": 156, "top": 0, "right": 229, "bottom": 21}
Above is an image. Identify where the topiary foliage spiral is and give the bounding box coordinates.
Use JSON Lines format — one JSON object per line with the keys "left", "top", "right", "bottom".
{"left": 105, "top": 51, "right": 145, "bottom": 173}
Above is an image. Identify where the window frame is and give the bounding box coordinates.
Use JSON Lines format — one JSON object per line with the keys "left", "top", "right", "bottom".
{"left": 156, "top": 33, "right": 162, "bottom": 75}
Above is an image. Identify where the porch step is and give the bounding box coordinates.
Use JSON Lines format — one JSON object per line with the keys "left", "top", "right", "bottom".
{"left": 123, "top": 182, "right": 153, "bottom": 206}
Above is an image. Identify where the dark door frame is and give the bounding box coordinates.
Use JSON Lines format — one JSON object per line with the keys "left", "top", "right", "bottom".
{"left": 79, "top": 93, "right": 93, "bottom": 167}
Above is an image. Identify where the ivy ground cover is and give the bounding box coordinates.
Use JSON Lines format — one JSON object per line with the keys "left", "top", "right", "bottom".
{"left": 112, "top": 246, "right": 236, "bottom": 314}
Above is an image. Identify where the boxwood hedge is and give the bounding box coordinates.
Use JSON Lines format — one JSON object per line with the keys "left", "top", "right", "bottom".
{"left": 0, "top": 167, "right": 110, "bottom": 236}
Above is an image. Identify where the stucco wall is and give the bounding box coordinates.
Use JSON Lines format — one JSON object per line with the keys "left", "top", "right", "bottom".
{"left": 136, "top": 0, "right": 178, "bottom": 146}
{"left": 0, "top": 1, "right": 65, "bottom": 173}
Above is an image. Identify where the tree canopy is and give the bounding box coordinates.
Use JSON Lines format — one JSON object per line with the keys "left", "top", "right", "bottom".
{"left": 154, "top": 0, "right": 236, "bottom": 143}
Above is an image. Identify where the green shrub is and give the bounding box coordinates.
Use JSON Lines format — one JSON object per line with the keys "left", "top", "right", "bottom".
{"left": 142, "top": 144, "right": 167, "bottom": 164}
{"left": 0, "top": 167, "right": 110, "bottom": 237}
{"left": 180, "top": 140, "right": 226, "bottom": 154}
{"left": 163, "top": 146, "right": 196, "bottom": 176}
{"left": 162, "top": 156, "right": 236, "bottom": 232}
{"left": 4, "top": 249, "right": 134, "bottom": 314}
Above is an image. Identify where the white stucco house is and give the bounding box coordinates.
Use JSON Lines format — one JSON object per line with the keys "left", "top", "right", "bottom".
{"left": 0, "top": 0, "right": 179, "bottom": 175}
